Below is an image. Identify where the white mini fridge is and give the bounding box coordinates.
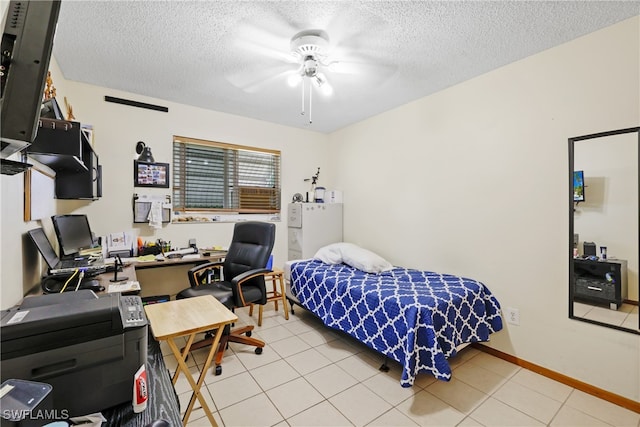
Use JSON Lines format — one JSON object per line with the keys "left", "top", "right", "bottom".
{"left": 287, "top": 203, "right": 343, "bottom": 260}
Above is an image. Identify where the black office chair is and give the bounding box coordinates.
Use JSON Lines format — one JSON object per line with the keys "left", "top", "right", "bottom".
{"left": 176, "top": 221, "right": 275, "bottom": 375}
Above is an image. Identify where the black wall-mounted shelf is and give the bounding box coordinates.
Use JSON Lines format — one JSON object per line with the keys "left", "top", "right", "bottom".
{"left": 26, "top": 118, "right": 101, "bottom": 200}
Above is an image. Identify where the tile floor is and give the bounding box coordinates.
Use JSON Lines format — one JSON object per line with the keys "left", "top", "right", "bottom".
{"left": 573, "top": 301, "right": 639, "bottom": 331}
{"left": 160, "top": 303, "right": 640, "bottom": 427}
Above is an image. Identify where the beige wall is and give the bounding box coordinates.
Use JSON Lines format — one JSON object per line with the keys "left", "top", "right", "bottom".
{"left": 327, "top": 16, "right": 640, "bottom": 401}
{"left": 1, "top": 11, "right": 638, "bottom": 403}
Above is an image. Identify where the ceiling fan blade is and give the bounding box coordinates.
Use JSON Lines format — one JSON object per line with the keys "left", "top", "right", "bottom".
{"left": 323, "top": 4, "right": 394, "bottom": 56}
{"left": 229, "top": 4, "right": 301, "bottom": 63}
{"left": 243, "top": 69, "right": 299, "bottom": 94}
{"left": 233, "top": 25, "right": 298, "bottom": 64}
{"left": 226, "top": 63, "right": 297, "bottom": 93}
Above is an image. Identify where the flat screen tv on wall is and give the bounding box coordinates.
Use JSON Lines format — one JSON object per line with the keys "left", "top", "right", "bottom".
{"left": 573, "top": 170, "right": 585, "bottom": 202}
{"left": 0, "top": 0, "right": 61, "bottom": 158}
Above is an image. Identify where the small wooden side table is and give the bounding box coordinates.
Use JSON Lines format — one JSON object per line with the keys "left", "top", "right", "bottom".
{"left": 144, "top": 295, "right": 237, "bottom": 426}
{"left": 249, "top": 268, "right": 289, "bottom": 326}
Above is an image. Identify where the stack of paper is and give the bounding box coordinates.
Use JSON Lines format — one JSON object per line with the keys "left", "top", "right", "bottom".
{"left": 107, "top": 281, "right": 141, "bottom": 293}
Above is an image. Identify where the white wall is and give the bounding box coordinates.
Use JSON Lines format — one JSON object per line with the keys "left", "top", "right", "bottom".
{"left": 327, "top": 17, "right": 640, "bottom": 401}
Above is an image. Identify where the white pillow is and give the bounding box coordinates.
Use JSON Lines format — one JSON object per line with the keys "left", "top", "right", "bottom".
{"left": 314, "top": 242, "right": 393, "bottom": 274}
{"left": 313, "top": 242, "right": 345, "bottom": 264}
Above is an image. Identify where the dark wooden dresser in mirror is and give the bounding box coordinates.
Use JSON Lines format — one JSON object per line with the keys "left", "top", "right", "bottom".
{"left": 569, "top": 127, "right": 639, "bottom": 334}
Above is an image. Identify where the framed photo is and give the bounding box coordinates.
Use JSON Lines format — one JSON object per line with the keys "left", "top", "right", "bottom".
{"left": 134, "top": 161, "right": 170, "bottom": 188}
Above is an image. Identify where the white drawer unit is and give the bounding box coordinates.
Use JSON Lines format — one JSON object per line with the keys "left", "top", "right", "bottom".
{"left": 287, "top": 203, "right": 343, "bottom": 260}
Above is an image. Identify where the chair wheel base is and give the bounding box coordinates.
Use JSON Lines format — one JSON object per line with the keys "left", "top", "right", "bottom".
{"left": 246, "top": 330, "right": 252, "bottom": 337}
{"left": 255, "top": 347, "right": 263, "bottom": 355}
{"left": 215, "top": 365, "right": 222, "bottom": 376}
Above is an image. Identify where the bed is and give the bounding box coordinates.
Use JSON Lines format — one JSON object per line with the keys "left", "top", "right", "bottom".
{"left": 284, "top": 243, "right": 503, "bottom": 387}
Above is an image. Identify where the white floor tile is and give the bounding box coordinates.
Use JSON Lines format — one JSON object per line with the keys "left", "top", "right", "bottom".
{"left": 425, "top": 377, "right": 489, "bottom": 414}
{"left": 453, "top": 360, "right": 509, "bottom": 395}
{"left": 362, "top": 371, "right": 418, "bottom": 406}
{"left": 265, "top": 377, "right": 325, "bottom": 419}
{"left": 255, "top": 324, "right": 297, "bottom": 343}
{"left": 315, "top": 338, "right": 361, "bottom": 362}
{"left": 394, "top": 389, "right": 466, "bottom": 426}
{"left": 202, "top": 351, "right": 247, "bottom": 385}
{"left": 298, "top": 326, "right": 339, "bottom": 347}
{"left": 458, "top": 415, "right": 487, "bottom": 426}
{"left": 564, "top": 390, "right": 640, "bottom": 427}
{"left": 550, "top": 405, "right": 613, "bottom": 426}
{"left": 269, "top": 335, "right": 312, "bottom": 358}
{"left": 287, "top": 400, "right": 354, "bottom": 426}
{"left": 249, "top": 358, "right": 301, "bottom": 391}
{"left": 509, "top": 368, "right": 573, "bottom": 403}
{"left": 218, "top": 393, "right": 284, "bottom": 427}
{"left": 234, "top": 342, "right": 282, "bottom": 370}
{"left": 336, "top": 353, "right": 384, "bottom": 383}
{"left": 329, "top": 383, "right": 393, "bottom": 426}
{"left": 206, "top": 371, "right": 263, "bottom": 410}
{"left": 466, "top": 352, "right": 520, "bottom": 379}
{"left": 470, "top": 397, "right": 545, "bottom": 426}
{"left": 305, "top": 363, "right": 360, "bottom": 398}
{"left": 492, "top": 380, "right": 563, "bottom": 424}
{"left": 286, "top": 347, "right": 333, "bottom": 376}
{"left": 366, "top": 408, "right": 419, "bottom": 426}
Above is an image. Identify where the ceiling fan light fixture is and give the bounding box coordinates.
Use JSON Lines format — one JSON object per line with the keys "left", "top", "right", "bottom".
{"left": 289, "top": 29, "right": 335, "bottom": 124}
{"left": 320, "top": 82, "right": 333, "bottom": 96}
{"left": 287, "top": 73, "right": 302, "bottom": 87}
{"left": 303, "top": 57, "right": 319, "bottom": 77}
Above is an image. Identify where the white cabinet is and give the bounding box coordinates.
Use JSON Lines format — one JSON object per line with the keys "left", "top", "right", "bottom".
{"left": 287, "top": 203, "right": 343, "bottom": 260}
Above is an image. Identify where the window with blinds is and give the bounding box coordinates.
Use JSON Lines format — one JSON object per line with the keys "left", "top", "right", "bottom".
{"left": 173, "top": 136, "right": 281, "bottom": 214}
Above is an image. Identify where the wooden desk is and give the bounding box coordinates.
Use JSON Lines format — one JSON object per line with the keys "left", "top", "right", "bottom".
{"left": 134, "top": 251, "right": 226, "bottom": 270}
{"left": 144, "top": 295, "right": 237, "bottom": 426}
{"left": 96, "top": 252, "right": 226, "bottom": 297}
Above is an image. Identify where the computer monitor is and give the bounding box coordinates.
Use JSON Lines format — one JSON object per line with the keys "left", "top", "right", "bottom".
{"left": 51, "top": 214, "right": 95, "bottom": 257}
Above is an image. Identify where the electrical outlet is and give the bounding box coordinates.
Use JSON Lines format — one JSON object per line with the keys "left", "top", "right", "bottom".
{"left": 505, "top": 307, "right": 520, "bottom": 326}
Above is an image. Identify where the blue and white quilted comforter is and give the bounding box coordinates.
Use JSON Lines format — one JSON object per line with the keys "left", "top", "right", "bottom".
{"left": 290, "top": 260, "right": 503, "bottom": 387}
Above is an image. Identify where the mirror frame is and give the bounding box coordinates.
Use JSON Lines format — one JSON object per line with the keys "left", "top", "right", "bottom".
{"left": 568, "top": 126, "right": 640, "bottom": 335}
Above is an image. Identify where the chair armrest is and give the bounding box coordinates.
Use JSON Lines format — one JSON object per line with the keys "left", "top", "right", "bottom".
{"left": 231, "top": 268, "right": 272, "bottom": 285}
{"left": 231, "top": 268, "right": 272, "bottom": 306}
{"left": 188, "top": 261, "right": 224, "bottom": 288}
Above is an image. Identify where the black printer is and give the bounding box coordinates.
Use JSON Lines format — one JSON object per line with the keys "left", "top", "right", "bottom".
{"left": 1, "top": 290, "right": 148, "bottom": 417}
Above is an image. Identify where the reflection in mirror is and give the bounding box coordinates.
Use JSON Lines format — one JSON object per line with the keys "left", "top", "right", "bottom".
{"left": 569, "top": 127, "right": 639, "bottom": 334}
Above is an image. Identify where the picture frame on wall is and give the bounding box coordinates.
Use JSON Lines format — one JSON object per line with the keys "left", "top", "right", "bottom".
{"left": 134, "top": 161, "right": 170, "bottom": 188}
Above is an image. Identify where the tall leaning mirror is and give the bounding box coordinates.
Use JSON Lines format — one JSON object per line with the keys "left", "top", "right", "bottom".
{"left": 569, "top": 127, "right": 639, "bottom": 334}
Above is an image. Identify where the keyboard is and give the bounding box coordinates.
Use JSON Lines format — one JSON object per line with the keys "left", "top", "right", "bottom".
{"left": 60, "top": 259, "right": 90, "bottom": 268}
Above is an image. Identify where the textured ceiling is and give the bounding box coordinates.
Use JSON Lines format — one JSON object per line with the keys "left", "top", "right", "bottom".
{"left": 52, "top": 1, "right": 640, "bottom": 133}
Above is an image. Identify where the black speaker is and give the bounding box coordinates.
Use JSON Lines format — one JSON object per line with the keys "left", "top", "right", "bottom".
{"left": 583, "top": 241, "right": 596, "bottom": 257}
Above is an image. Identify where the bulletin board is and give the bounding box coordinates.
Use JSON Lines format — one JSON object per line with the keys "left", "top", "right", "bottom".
{"left": 24, "top": 167, "right": 56, "bottom": 221}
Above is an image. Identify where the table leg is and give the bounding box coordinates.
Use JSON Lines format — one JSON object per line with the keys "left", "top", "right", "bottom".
{"left": 167, "top": 328, "right": 223, "bottom": 426}
{"left": 171, "top": 333, "right": 196, "bottom": 385}
{"left": 277, "top": 273, "right": 289, "bottom": 320}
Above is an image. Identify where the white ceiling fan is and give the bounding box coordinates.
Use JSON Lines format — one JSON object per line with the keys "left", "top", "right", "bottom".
{"left": 287, "top": 29, "right": 335, "bottom": 124}
{"left": 225, "top": 14, "right": 396, "bottom": 126}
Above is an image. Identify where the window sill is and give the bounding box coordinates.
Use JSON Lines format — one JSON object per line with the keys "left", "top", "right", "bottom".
{"left": 172, "top": 212, "right": 281, "bottom": 223}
